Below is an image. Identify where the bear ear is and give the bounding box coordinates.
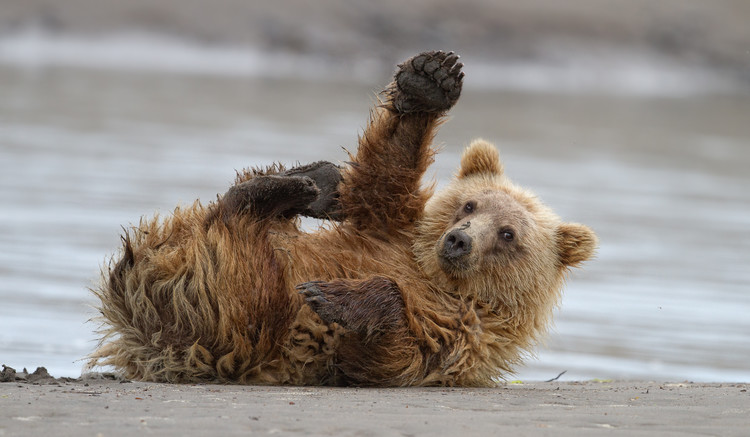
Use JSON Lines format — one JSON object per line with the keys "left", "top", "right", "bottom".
{"left": 557, "top": 223, "right": 598, "bottom": 268}
{"left": 458, "top": 139, "right": 504, "bottom": 179}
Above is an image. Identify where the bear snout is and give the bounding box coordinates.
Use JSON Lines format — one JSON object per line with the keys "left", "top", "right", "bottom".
{"left": 442, "top": 229, "right": 473, "bottom": 260}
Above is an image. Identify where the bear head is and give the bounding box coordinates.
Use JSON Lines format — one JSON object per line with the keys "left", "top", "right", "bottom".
{"left": 415, "top": 139, "right": 597, "bottom": 320}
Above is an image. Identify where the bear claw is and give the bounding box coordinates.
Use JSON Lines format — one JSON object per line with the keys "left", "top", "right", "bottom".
{"left": 297, "top": 282, "right": 345, "bottom": 326}
{"left": 297, "top": 281, "right": 325, "bottom": 298}
{"left": 297, "top": 281, "right": 331, "bottom": 307}
{"left": 391, "top": 50, "right": 464, "bottom": 114}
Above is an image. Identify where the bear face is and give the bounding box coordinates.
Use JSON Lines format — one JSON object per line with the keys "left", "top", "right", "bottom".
{"left": 438, "top": 189, "right": 536, "bottom": 277}
{"left": 415, "top": 139, "right": 597, "bottom": 313}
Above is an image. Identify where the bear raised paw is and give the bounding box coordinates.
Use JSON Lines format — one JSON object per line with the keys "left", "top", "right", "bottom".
{"left": 390, "top": 50, "right": 464, "bottom": 114}
{"left": 88, "top": 51, "right": 597, "bottom": 387}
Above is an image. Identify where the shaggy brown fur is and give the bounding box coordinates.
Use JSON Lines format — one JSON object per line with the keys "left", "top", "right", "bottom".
{"left": 88, "top": 51, "right": 597, "bottom": 386}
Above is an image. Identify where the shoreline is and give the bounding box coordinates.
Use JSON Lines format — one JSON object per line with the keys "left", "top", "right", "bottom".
{"left": 0, "top": 29, "right": 746, "bottom": 98}
{"left": 2, "top": 369, "right": 748, "bottom": 436}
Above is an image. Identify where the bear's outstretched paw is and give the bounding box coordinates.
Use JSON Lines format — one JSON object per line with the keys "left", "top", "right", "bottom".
{"left": 223, "top": 175, "right": 320, "bottom": 219}
{"left": 390, "top": 50, "right": 464, "bottom": 114}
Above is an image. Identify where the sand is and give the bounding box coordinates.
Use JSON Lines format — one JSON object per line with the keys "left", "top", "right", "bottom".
{"left": 1, "top": 367, "right": 748, "bottom": 436}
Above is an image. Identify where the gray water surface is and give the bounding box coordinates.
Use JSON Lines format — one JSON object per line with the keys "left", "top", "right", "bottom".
{"left": 1, "top": 65, "right": 749, "bottom": 381}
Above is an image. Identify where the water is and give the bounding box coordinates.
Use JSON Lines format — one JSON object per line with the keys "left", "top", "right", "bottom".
{"left": 1, "top": 43, "right": 749, "bottom": 382}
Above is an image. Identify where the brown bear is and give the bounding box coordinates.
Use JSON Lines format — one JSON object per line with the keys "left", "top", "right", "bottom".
{"left": 88, "top": 51, "right": 597, "bottom": 386}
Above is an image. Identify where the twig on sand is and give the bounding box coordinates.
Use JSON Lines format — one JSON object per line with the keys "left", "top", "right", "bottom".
{"left": 545, "top": 370, "right": 567, "bottom": 382}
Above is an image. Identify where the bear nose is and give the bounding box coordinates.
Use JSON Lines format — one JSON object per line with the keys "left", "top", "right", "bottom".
{"left": 443, "top": 229, "right": 473, "bottom": 259}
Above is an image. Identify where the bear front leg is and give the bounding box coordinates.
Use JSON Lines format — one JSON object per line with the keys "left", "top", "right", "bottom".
{"left": 221, "top": 175, "right": 320, "bottom": 219}
{"left": 340, "top": 51, "right": 464, "bottom": 231}
{"left": 297, "top": 277, "right": 422, "bottom": 386}
{"left": 298, "top": 277, "right": 406, "bottom": 338}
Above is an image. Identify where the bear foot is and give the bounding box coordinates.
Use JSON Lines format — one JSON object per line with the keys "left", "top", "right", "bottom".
{"left": 222, "top": 175, "right": 320, "bottom": 219}
{"left": 390, "top": 50, "right": 464, "bottom": 114}
{"left": 281, "top": 161, "right": 343, "bottom": 220}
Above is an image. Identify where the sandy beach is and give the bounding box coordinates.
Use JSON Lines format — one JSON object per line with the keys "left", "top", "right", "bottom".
{"left": 2, "top": 368, "right": 748, "bottom": 436}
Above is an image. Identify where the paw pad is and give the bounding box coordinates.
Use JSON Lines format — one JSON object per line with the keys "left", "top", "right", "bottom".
{"left": 391, "top": 50, "right": 464, "bottom": 113}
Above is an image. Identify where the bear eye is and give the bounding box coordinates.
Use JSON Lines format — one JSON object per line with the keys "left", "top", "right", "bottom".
{"left": 463, "top": 201, "right": 476, "bottom": 214}
{"left": 501, "top": 230, "right": 515, "bottom": 242}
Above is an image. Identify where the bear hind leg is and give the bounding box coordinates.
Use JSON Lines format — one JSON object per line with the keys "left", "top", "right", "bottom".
{"left": 221, "top": 175, "right": 320, "bottom": 219}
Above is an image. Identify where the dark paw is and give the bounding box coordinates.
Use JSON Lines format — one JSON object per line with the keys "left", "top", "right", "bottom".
{"left": 297, "top": 281, "right": 345, "bottom": 326}
{"left": 297, "top": 277, "right": 406, "bottom": 338}
{"left": 223, "top": 175, "right": 319, "bottom": 218}
{"left": 282, "top": 161, "right": 343, "bottom": 220}
{"left": 390, "top": 50, "right": 464, "bottom": 114}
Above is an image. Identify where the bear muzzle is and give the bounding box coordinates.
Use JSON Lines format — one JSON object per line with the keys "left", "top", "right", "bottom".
{"left": 440, "top": 229, "right": 473, "bottom": 271}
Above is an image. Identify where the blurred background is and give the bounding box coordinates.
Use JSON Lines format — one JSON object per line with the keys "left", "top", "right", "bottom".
{"left": 1, "top": 0, "right": 749, "bottom": 381}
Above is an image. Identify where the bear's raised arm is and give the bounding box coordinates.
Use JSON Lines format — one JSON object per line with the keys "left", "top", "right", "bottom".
{"left": 337, "top": 50, "right": 464, "bottom": 232}
{"left": 211, "top": 51, "right": 462, "bottom": 227}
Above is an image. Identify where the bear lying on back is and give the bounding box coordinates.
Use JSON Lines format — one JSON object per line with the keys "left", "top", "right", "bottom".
{"left": 88, "top": 51, "right": 597, "bottom": 386}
